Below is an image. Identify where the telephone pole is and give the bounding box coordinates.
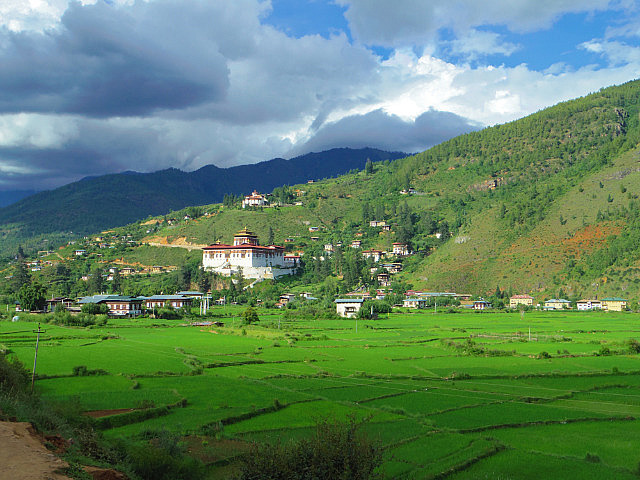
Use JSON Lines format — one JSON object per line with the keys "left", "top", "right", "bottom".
{"left": 31, "top": 323, "right": 46, "bottom": 393}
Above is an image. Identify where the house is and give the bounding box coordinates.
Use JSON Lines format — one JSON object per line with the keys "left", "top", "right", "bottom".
{"left": 403, "top": 298, "right": 428, "bottom": 309}
{"left": 242, "top": 191, "right": 268, "bottom": 208}
{"left": 144, "top": 295, "right": 192, "bottom": 309}
{"left": 335, "top": 299, "right": 364, "bottom": 318}
{"left": 602, "top": 297, "right": 627, "bottom": 312}
{"left": 74, "top": 249, "right": 86, "bottom": 256}
{"left": 509, "top": 294, "right": 534, "bottom": 308}
{"left": 351, "top": 240, "right": 362, "bottom": 248}
{"left": 362, "top": 249, "right": 383, "bottom": 262}
{"left": 284, "top": 255, "right": 301, "bottom": 268}
{"left": 544, "top": 299, "right": 572, "bottom": 310}
{"left": 473, "top": 300, "right": 492, "bottom": 310}
{"left": 381, "top": 263, "right": 403, "bottom": 274}
{"left": 369, "top": 220, "right": 386, "bottom": 228}
{"left": 279, "top": 293, "right": 296, "bottom": 305}
{"left": 44, "top": 297, "right": 74, "bottom": 312}
{"left": 78, "top": 295, "right": 144, "bottom": 317}
{"left": 176, "top": 291, "right": 204, "bottom": 299}
{"left": 150, "top": 265, "right": 164, "bottom": 274}
{"left": 377, "top": 273, "right": 391, "bottom": 287}
{"left": 308, "top": 226, "right": 320, "bottom": 232}
{"left": 202, "top": 227, "right": 297, "bottom": 280}
{"left": 324, "top": 244, "right": 334, "bottom": 253}
{"left": 120, "top": 267, "right": 136, "bottom": 276}
{"left": 392, "top": 243, "right": 409, "bottom": 256}
{"left": 577, "top": 299, "right": 603, "bottom": 311}
{"left": 381, "top": 224, "right": 392, "bottom": 231}
{"left": 284, "top": 238, "right": 294, "bottom": 243}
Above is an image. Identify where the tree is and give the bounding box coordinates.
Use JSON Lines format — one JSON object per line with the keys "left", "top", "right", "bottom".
{"left": 267, "top": 226, "right": 274, "bottom": 245}
{"left": 18, "top": 281, "right": 47, "bottom": 311}
{"left": 12, "top": 263, "right": 31, "bottom": 293}
{"left": 111, "top": 269, "right": 121, "bottom": 293}
{"left": 364, "top": 158, "right": 374, "bottom": 174}
{"left": 87, "top": 268, "right": 104, "bottom": 295}
{"left": 242, "top": 306, "right": 259, "bottom": 325}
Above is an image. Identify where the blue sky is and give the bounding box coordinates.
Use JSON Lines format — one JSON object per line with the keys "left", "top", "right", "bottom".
{"left": 0, "top": 0, "right": 639, "bottom": 191}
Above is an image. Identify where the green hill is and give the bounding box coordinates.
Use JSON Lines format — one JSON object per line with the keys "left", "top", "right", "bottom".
{"left": 5, "top": 79, "right": 640, "bottom": 301}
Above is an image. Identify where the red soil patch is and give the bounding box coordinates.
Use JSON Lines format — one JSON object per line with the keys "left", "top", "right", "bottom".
{"left": 82, "top": 408, "right": 135, "bottom": 418}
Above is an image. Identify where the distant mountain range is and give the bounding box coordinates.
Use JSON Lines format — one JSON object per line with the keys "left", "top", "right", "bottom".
{"left": 0, "top": 147, "right": 406, "bottom": 249}
{"left": 0, "top": 190, "right": 37, "bottom": 208}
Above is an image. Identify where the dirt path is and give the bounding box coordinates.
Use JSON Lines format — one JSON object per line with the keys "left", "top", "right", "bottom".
{"left": 0, "top": 421, "right": 71, "bottom": 480}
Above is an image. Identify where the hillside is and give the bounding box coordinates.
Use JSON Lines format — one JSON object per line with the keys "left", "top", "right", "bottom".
{"left": 0, "top": 147, "right": 406, "bottom": 254}
{"left": 5, "top": 80, "right": 640, "bottom": 301}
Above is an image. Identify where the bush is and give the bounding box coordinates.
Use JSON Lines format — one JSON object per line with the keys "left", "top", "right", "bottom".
{"left": 0, "top": 354, "right": 29, "bottom": 395}
{"left": 358, "top": 300, "right": 392, "bottom": 319}
{"left": 81, "top": 303, "right": 110, "bottom": 315}
{"left": 237, "top": 416, "right": 382, "bottom": 480}
{"left": 155, "top": 307, "right": 182, "bottom": 320}
{"left": 242, "top": 307, "right": 259, "bottom": 325}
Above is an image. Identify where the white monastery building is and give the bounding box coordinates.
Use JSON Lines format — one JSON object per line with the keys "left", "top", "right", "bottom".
{"left": 202, "top": 228, "right": 296, "bottom": 280}
{"left": 242, "top": 191, "right": 268, "bottom": 208}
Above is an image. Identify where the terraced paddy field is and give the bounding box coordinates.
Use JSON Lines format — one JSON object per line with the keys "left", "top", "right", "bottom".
{"left": 3, "top": 309, "right": 640, "bottom": 478}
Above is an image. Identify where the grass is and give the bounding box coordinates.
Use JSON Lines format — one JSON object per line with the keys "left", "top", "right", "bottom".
{"left": 5, "top": 309, "right": 640, "bottom": 478}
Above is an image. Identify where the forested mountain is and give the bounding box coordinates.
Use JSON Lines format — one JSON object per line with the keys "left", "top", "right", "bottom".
{"left": 0, "top": 147, "right": 406, "bottom": 253}
{"left": 6, "top": 80, "right": 640, "bottom": 300}
{"left": 110, "top": 79, "right": 640, "bottom": 299}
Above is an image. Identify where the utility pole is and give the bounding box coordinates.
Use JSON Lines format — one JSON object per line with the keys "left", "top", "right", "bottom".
{"left": 31, "top": 323, "right": 45, "bottom": 393}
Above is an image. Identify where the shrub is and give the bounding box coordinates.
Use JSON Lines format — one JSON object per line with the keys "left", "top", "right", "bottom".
{"left": 81, "top": 303, "right": 110, "bottom": 315}
{"left": 237, "top": 416, "right": 382, "bottom": 480}
{"left": 242, "top": 307, "right": 259, "bottom": 325}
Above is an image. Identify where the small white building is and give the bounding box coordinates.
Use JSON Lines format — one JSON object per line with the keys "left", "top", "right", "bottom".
{"left": 335, "top": 299, "right": 364, "bottom": 318}
{"left": 362, "top": 249, "right": 383, "bottom": 262}
{"left": 403, "top": 298, "right": 428, "bottom": 309}
{"left": 242, "top": 191, "right": 268, "bottom": 208}
{"left": 577, "top": 299, "right": 603, "bottom": 311}
{"left": 392, "top": 243, "right": 409, "bottom": 256}
{"left": 202, "top": 228, "right": 296, "bottom": 280}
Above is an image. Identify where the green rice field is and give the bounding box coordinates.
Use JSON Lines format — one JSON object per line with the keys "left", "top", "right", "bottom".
{"left": 3, "top": 309, "right": 640, "bottom": 478}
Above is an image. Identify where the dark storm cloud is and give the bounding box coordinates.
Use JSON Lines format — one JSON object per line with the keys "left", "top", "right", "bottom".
{"left": 292, "top": 109, "right": 480, "bottom": 155}
{"left": 0, "top": 1, "right": 230, "bottom": 117}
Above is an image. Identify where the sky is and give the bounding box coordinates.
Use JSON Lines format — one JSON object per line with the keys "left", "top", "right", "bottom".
{"left": 1, "top": 0, "right": 640, "bottom": 191}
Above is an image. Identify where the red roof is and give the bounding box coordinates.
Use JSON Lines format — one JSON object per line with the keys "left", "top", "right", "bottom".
{"left": 511, "top": 294, "right": 533, "bottom": 299}
{"left": 203, "top": 244, "right": 284, "bottom": 251}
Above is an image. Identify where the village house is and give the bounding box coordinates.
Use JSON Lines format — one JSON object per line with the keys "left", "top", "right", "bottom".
{"left": 150, "top": 265, "right": 164, "bottom": 274}
{"left": 202, "top": 227, "right": 297, "bottom": 280}
{"left": 351, "top": 239, "right": 362, "bottom": 248}
{"left": 242, "top": 190, "right": 268, "bottom": 208}
{"left": 377, "top": 272, "right": 391, "bottom": 287}
{"left": 176, "top": 291, "right": 204, "bottom": 299}
{"left": 381, "top": 263, "right": 403, "bottom": 274}
{"left": 120, "top": 267, "right": 136, "bottom": 276}
{"left": 392, "top": 243, "right": 409, "bottom": 256}
{"left": 324, "top": 244, "right": 334, "bottom": 253}
{"left": 381, "top": 224, "right": 392, "bottom": 231}
{"left": 577, "top": 299, "right": 602, "bottom": 311}
{"left": 509, "top": 294, "right": 534, "bottom": 308}
{"left": 44, "top": 297, "right": 74, "bottom": 312}
{"left": 335, "top": 299, "right": 364, "bottom": 318}
{"left": 473, "top": 300, "right": 492, "bottom": 310}
{"left": 602, "top": 297, "right": 627, "bottom": 312}
{"left": 362, "top": 249, "right": 383, "bottom": 262}
{"left": 403, "top": 297, "right": 428, "bottom": 309}
{"left": 74, "top": 249, "right": 86, "bottom": 256}
{"left": 144, "top": 295, "right": 192, "bottom": 310}
{"left": 308, "top": 226, "right": 319, "bottom": 232}
{"left": 369, "top": 220, "right": 386, "bottom": 227}
{"left": 544, "top": 299, "right": 572, "bottom": 310}
{"left": 78, "top": 295, "right": 144, "bottom": 317}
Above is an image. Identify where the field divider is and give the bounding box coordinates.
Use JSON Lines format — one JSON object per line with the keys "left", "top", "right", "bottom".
{"left": 430, "top": 443, "right": 508, "bottom": 479}
{"left": 202, "top": 398, "right": 320, "bottom": 431}
{"left": 456, "top": 414, "right": 636, "bottom": 434}
{"left": 93, "top": 396, "right": 188, "bottom": 430}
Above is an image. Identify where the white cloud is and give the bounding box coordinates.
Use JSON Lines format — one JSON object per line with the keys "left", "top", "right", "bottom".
{"left": 336, "top": 0, "right": 618, "bottom": 47}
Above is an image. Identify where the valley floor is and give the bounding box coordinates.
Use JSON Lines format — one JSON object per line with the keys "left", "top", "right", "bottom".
{"left": 3, "top": 309, "right": 640, "bottom": 479}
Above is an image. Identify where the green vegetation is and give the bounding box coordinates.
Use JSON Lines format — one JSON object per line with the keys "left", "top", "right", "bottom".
{"left": 4, "top": 309, "right": 640, "bottom": 478}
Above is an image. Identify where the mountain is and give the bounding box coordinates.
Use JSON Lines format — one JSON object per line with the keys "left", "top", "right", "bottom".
{"left": 0, "top": 190, "right": 37, "bottom": 208}
{"left": 6, "top": 80, "right": 640, "bottom": 301}
{"left": 0, "top": 147, "right": 406, "bottom": 253}
{"left": 86, "top": 78, "right": 640, "bottom": 300}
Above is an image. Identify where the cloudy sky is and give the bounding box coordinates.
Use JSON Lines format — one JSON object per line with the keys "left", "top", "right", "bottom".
{"left": 1, "top": 0, "right": 640, "bottom": 191}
